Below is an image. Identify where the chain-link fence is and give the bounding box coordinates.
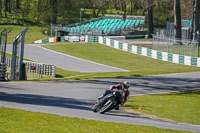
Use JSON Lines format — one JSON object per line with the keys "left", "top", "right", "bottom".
{"left": 0, "top": 29, "right": 10, "bottom": 63}
{"left": 154, "top": 20, "right": 192, "bottom": 40}
{"left": 152, "top": 35, "right": 199, "bottom": 57}
{"left": 10, "top": 27, "right": 28, "bottom": 80}
{"left": 154, "top": 27, "right": 191, "bottom": 41}
{"left": 1, "top": 55, "right": 56, "bottom": 79}
{"left": 50, "top": 24, "right": 63, "bottom": 37}
{"left": 0, "top": 29, "right": 10, "bottom": 81}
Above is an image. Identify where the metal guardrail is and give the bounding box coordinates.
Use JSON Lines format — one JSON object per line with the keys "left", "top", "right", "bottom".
{"left": 2, "top": 56, "right": 56, "bottom": 77}
{"left": 25, "top": 61, "right": 56, "bottom": 77}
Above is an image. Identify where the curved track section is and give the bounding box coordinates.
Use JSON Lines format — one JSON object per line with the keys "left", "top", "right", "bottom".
{"left": 6, "top": 45, "right": 128, "bottom": 73}
{"left": 0, "top": 73, "right": 200, "bottom": 132}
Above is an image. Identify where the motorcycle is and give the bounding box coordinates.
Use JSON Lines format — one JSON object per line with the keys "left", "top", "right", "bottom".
{"left": 92, "top": 90, "right": 123, "bottom": 114}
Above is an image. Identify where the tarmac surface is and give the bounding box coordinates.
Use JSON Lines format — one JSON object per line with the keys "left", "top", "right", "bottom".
{"left": 1, "top": 72, "right": 200, "bottom": 132}
{"left": 6, "top": 45, "right": 128, "bottom": 73}
{"left": 4, "top": 43, "right": 200, "bottom": 132}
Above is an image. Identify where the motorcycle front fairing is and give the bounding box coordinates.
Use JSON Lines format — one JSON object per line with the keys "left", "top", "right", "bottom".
{"left": 99, "top": 93, "right": 115, "bottom": 105}
{"left": 113, "top": 91, "right": 123, "bottom": 104}
{"left": 100, "top": 91, "right": 122, "bottom": 105}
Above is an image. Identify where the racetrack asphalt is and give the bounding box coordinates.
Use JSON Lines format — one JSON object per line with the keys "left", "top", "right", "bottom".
{"left": 0, "top": 72, "right": 200, "bottom": 132}
{"left": 6, "top": 45, "right": 128, "bottom": 73}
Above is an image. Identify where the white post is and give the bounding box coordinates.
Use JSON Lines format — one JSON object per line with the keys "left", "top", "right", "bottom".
{"left": 80, "top": 8, "right": 84, "bottom": 23}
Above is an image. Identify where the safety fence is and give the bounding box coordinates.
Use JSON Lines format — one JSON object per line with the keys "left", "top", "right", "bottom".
{"left": 154, "top": 20, "right": 192, "bottom": 40}
{"left": 33, "top": 35, "right": 200, "bottom": 67}
{"left": 95, "top": 36, "right": 200, "bottom": 67}
{"left": 2, "top": 56, "right": 56, "bottom": 77}
{"left": 0, "top": 29, "right": 10, "bottom": 81}
{"left": 33, "top": 36, "right": 86, "bottom": 43}
{"left": 152, "top": 35, "right": 199, "bottom": 57}
{"left": 0, "top": 63, "right": 6, "bottom": 81}
{"left": 34, "top": 37, "right": 58, "bottom": 43}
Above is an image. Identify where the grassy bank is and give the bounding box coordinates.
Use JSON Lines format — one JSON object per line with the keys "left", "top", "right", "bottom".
{"left": 125, "top": 90, "right": 200, "bottom": 125}
{"left": 0, "top": 25, "right": 49, "bottom": 44}
{"left": 43, "top": 43, "right": 200, "bottom": 79}
{"left": 4, "top": 42, "right": 200, "bottom": 81}
{"left": 0, "top": 107, "right": 191, "bottom": 133}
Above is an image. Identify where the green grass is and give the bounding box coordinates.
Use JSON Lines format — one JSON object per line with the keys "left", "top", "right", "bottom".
{"left": 5, "top": 53, "right": 33, "bottom": 62}
{"left": 23, "top": 67, "right": 86, "bottom": 81}
{"left": 154, "top": 45, "right": 199, "bottom": 57}
{"left": 5, "top": 52, "right": 83, "bottom": 80}
{"left": 125, "top": 90, "right": 200, "bottom": 125}
{"left": 0, "top": 25, "right": 50, "bottom": 44}
{"left": 0, "top": 107, "right": 192, "bottom": 133}
{"left": 43, "top": 43, "right": 200, "bottom": 79}
{"left": 55, "top": 68, "right": 85, "bottom": 78}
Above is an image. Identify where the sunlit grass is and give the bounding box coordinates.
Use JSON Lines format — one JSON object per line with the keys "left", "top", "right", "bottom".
{"left": 125, "top": 90, "right": 200, "bottom": 125}
{"left": 0, "top": 25, "right": 50, "bottom": 44}
{"left": 0, "top": 107, "right": 191, "bottom": 133}
{"left": 43, "top": 43, "right": 200, "bottom": 79}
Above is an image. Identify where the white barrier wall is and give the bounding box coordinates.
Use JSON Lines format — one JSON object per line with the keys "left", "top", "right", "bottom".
{"left": 98, "top": 36, "right": 200, "bottom": 68}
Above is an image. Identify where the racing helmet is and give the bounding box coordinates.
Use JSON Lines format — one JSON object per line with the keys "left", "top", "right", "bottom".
{"left": 123, "top": 81, "right": 130, "bottom": 90}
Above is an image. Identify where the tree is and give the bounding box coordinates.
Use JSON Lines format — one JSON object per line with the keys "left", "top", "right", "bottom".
{"left": 0, "top": 0, "right": 2, "bottom": 17}
{"left": 174, "top": 0, "right": 182, "bottom": 39}
{"left": 88, "top": 0, "right": 109, "bottom": 18}
{"left": 50, "top": 0, "right": 57, "bottom": 24}
{"left": 35, "top": 0, "right": 42, "bottom": 24}
{"left": 120, "top": 0, "right": 128, "bottom": 20}
{"left": 16, "top": 0, "right": 20, "bottom": 9}
{"left": 193, "top": 0, "right": 200, "bottom": 40}
{"left": 147, "top": 0, "right": 154, "bottom": 38}
{"left": 4, "top": 0, "right": 9, "bottom": 17}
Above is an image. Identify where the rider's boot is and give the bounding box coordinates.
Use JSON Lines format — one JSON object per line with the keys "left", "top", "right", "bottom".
{"left": 98, "top": 95, "right": 103, "bottom": 100}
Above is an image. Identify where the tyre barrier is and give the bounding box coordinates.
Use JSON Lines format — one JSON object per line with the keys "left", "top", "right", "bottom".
{"left": 0, "top": 63, "right": 7, "bottom": 81}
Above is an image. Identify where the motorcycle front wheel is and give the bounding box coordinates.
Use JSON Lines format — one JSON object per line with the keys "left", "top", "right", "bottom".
{"left": 99, "top": 98, "right": 115, "bottom": 114}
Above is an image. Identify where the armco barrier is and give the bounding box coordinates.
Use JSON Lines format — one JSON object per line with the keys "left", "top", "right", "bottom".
{"left": 98, "top": 36, "right": 200, "bottom": 67}
{"left": 34, "top": 36, "right": 86, "bottom": 43}
{"left": 34, "top": 37, "right": 57, "bottom": 44}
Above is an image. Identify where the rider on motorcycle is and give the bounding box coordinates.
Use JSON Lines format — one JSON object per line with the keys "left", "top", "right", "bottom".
{"left": 98, "top": 81, "right": 130, "bottom": 110}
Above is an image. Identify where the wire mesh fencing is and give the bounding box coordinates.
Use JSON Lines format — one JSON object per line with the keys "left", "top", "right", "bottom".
{"left": 0, "top": 29, "right": 11, "bottom": 81}
{"left": 10, "top": 28, "right": 28, "bottom": 80}
{"left": 152, "top": 35, "right": 199, "bottom": 57}
{"left": 2, "top": 55, "right": 56, "bottom": 80}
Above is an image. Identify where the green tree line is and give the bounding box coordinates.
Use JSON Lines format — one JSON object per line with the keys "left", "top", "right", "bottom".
{"left": 0, "top": 0, "right": 199, "bottom": 39}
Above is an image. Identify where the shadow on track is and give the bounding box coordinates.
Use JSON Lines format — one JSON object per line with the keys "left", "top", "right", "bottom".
{"left": 48, "top": 76, "right": 200, "bottom": 94}
{"left": 0, "top": 92, "right": 93, "bottom": 111}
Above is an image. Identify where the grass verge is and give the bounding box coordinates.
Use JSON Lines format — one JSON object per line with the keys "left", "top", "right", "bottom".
{"left": 0, "top": 107, "right": 191, "bottom": 133}
{"left": 0, "top": 25, "right": 49, "bottom": 44}
{"left": 43, "top": 43, "right": 200, "bottom": 79}
{"left": 124, "top": 90, "right": 200, "bottom": 125}
{"left": 5, "top": 52, "right": 84, "bottom": 81}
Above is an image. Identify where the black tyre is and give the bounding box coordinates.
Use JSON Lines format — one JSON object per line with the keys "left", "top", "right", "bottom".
{"left": 99, "top": 98, "right": 115, "bottom": 114}
{"left": 92, "top": 104, "right": 98, "bottom": 112}
{"left": 92, "top": 101, "right": 101, "bottom": 112}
